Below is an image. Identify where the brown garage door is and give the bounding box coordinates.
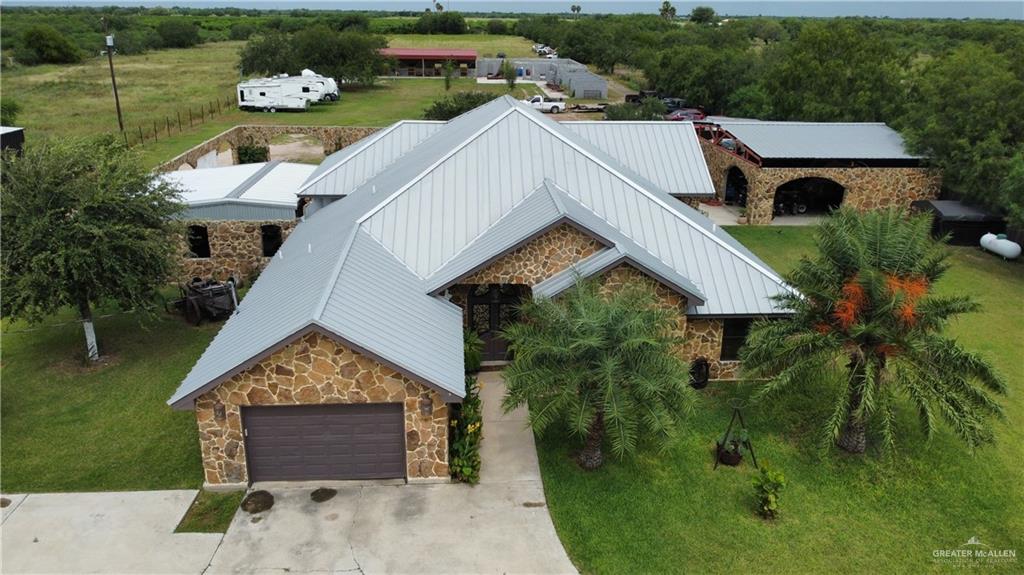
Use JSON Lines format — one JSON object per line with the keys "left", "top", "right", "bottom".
{"left": 242, "top": 404, "right": 405, "bottom": 482}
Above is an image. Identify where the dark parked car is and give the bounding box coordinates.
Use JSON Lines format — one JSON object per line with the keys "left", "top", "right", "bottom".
{"left": 661, "top": 97, "right": 688, "bottom": 112}
{"left": 664, "top": 108, "right": 707, "bottom": 121}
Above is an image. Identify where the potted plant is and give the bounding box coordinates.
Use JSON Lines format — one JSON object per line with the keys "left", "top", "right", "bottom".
{"left": 716, "top": 428, "right": 747, "bottom": 466}
{"left": 737, "top": 207, "right": 748, "bottom": 225}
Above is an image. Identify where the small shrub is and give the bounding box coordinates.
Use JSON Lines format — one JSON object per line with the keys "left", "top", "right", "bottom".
{"left": 450, "top": 375, "right": 483, "bottom": 484}
{"left": 19, "top": 25, "right": 80, "bottom": 64}
{"left": 156, "top": 19, "right": 201, "bottom": 49}
{"left": 604, "top": 97, "right": 667, "bottom": 121}
{"left": 423, "top": 91, "right": 499, "bottom": 121}
{"left": 237, "top": 145, "right": 269, "bottom": 164}
{"left": 753, "top": 465, "right": 786, "bottom": 519}
{"left": 464, "top": 328, "right": 483, "bottom": 373}
{"left": 487, "top": 19, "right": 508, "bottom": 35}
{"left": 1, "top": 99, "right": 22, "bottom": 126}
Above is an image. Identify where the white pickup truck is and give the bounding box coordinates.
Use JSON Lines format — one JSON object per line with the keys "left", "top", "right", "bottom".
{"left": 522, "top": 95, "right": 567, "bottom": 114}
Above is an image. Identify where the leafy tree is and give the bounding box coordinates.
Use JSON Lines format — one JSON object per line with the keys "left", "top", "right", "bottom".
{"left": 762, "top": 21, "right": 908, "bottom": 122}
{"left": 499, "top": 59, "right": 517, "bottom": 91}
{"left": 899, "top": 43, "right": 1024, "bottom": 226}
{"left": 741, "top": 209, "right": 1006, "bottom": 454}
{"left": 726, "top": 83, "right": 773, "bottom": 118}
{"left": 229, "top": 22, "right": 256, "bottom": 40}
{"left": 1, "top": 136, "right": 184, "bottom": 361}
{"left": 689, "top": 6, "right": 717, "bottom": 25}
{"left": 1, "top": 99, "right": 22, "bottom": 126}
{"left": 645, "top": 45, "right": 758, "bottom": 114}
{"left": 502, "top": 279, "right": 695, "bottom": 469}
{"left": 238, "top": 31, "right": 297, "bottom": 76}
{"left": 442, "top": 59, "right": 455, "bottom": 91}
{"left": 486, "top": 19, "right": 508, "bottom": 35}
{"left": 155, "top": 19, "right": 201, "bottom": 48}
{"left": 605, "top": 97, "right": 666, "bottom": 121}
{"left": 18, "top": 25, "right": 80, "bottom": 64}
{"left": 422, "top": 91, "right": 499, "bottom": 120}
{"left": 659, "top": 1, "right": 677, "bottom": 21}
{"left": 415, "top": 11, "right": 466, "bottom": 34}
{"left": 748, "top": 18, "right": 786, "bottom": 44}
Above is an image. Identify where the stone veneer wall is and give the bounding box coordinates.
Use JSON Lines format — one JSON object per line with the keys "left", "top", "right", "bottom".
{"left": 156, "top": 125, "right": 381, "bottom": 173}
{"left": 699, "top": 140, "right": 941, "bottom": 225}
{"left": 444, "top": 223, "right": 739, "bottom": 379}
{"left": 461, "top": 223, "right": 604, "bottom": 286}
{"left": 178, "top": 219, "right": 295, "bottom": 282}
{"left": 194, "top": 331, "right": 449, "bottom": 485}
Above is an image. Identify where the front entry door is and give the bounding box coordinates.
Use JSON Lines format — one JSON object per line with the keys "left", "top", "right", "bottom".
{"left": 467, "top": 284, "right": 525, "bottom": 362}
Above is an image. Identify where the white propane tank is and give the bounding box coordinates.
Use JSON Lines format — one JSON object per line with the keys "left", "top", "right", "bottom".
{"left": 980, "top": 233, "right": 1022, "bottom": 260}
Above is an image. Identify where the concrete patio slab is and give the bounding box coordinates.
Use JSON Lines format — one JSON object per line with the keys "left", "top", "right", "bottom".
{"left": 1, "top": 494, "right": 27, "bottom": 523}
{"left": 0, "top": 490, "right": 222, "bottom": 574}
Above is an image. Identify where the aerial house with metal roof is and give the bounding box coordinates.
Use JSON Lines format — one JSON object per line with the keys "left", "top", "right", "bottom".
{"left": 696, "top": 119, "right": 941, "bottom": 225}
{"left": 169, "top": 97, "right": 792, "bottom": 488}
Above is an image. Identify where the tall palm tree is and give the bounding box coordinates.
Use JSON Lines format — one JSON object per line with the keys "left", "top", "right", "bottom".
{"left": 741, "top": 208, "right": 1006, "bottom": 454}
{"left": 502, "top": 278, "right": 695, "bottom": 469}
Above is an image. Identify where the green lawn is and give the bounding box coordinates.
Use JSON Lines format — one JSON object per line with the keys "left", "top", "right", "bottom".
{"left": 538, "top": 226, "right": 1024, "bottom": 574}
{"left": 175, "top": 490, "right": 244, "bottom": 533}
{"left": 0, "top": 301, "right": 216, "bottom": 492}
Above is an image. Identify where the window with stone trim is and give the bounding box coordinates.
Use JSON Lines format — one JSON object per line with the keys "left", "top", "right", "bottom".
{"left": 720, "top": 318, "right": 753, "bottom": 361}
{"left": 261, "top": 224, "right": 283, "bottom": 257}
{"left": 187, "top": 225, "right": 211, "bottom": 259}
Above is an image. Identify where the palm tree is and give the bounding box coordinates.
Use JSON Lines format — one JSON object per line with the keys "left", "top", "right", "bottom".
{"left": 741, "top": 208, "right": 1006, "bottom": 454}
{"left": 571, "top": 4, "right": 582, "bottom": 19}
{"left": 502, "top": 278, "right": 695, "bottom": 469}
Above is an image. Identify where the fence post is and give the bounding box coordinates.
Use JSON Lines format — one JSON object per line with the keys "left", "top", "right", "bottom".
{"left": 188, "top": 108, "right": 193, "bottom": 126}
{"left": 138, "top": 125, "right": 144, "bottom": 143}
{"left": 177, "top": 111, "right": 182, "bottom": 132}
{"left": 153, "top": 121, "right": 158, "bottom": 142}
{"left": 166, "top": 117, "right": 171, "bottom": 137}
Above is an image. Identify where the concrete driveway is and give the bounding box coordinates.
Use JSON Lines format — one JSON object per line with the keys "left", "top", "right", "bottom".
{"left": 0, "top": 490, "right": 222, "bottom": 574}
{"left": 208, "top": 371, "right": 577, "bottom": 574}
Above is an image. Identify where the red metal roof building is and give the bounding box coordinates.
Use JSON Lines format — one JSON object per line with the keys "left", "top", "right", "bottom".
{"left": 379, "top": 48, "right": 479, "bottom": 77}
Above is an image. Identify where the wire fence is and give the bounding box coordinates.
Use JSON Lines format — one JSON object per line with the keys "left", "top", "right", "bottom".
{"left": 123, "top": 94, "right": 236, "bottom": 147}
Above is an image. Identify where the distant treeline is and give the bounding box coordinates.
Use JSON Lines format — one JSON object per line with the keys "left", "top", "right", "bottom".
{"left": 0, "top": 6, "right": 504, "bottom": 65}
{"left": 514, "top": 13, "right": 1024, "bottom": 224}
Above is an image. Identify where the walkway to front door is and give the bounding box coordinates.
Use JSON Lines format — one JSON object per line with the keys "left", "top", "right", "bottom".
{"left": 467, "top": 284, "right": 529, "bottom": 362}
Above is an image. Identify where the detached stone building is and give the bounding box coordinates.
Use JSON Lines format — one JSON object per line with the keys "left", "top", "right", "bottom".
{"left": 169, "top": 98, "right": 790, "bottom": 488}
{"left": 697, "top": 119, "right": 940, "bottom": 225}
{"left": 162, "top": 161, "right": 315, "bottom": 282}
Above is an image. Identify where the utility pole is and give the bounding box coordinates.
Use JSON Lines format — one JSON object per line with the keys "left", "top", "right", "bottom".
{"left": 101, "top": 18, "right": 125, "bottom": 134}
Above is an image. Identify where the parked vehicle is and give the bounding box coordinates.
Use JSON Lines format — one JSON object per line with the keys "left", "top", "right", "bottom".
{"left": 545, "top": 53, "right": 559, "bottom": 59}
{"left": 272, "top": 74, "right": 331, "bottom": 103}
{"left": 166, "top": 278, "right": 238, "bottom": 326}
{"left": 237, "top": 79, "right": 312, "bottom": 113}
{"left": 522, "top": 95, "right": 566, "bottom": 114}
{"left": 773, "top": 189, "right": 809, "bottom": 216}
{"left": 624, "top": 90, "right": 659, "bottom": 104}
{"left": 664, "top": 108, "right": 707, "bottom": 121}
{"left": 662, "top": 97, "right": 688, "bottom": 112}
{"left": 300, "top": 69, "right": 340, "bottom": 101}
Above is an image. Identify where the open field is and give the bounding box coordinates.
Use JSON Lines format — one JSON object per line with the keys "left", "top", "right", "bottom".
{"left": 1, "top": 39, "right": 543, "bottom": 168}
{"left": 385, "top": 33, "right": 535, "bottom": 58}
{"left": 539, "top": 226, "right": 1024, "bottom": 574}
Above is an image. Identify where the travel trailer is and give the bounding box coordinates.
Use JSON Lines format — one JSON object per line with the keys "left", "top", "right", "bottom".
{"left": 300, "top": 69, "right": 340, "bottom": 101}
{"left": 236, "top": 79, "right": 311, "bottom": 113}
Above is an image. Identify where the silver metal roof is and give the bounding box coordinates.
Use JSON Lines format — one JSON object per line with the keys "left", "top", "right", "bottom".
{"left": 300, "top": 121, "right": 444, "bottom": 197}
{"left": 713, "top": 121, "right": 918, "bottom": 160}
{"left": 562, "top": 122, "right": 715, "bottom": 196}
{"left": 163, "top": 162, "right": 314, "bottom": 221}
{"left": 171, "top": 96, "right": 792, "bottom": 409}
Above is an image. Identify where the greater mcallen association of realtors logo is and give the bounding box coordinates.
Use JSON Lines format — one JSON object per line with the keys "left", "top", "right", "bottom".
{"left": 932, "top": 536, "right": 1017, "bottom": 567}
